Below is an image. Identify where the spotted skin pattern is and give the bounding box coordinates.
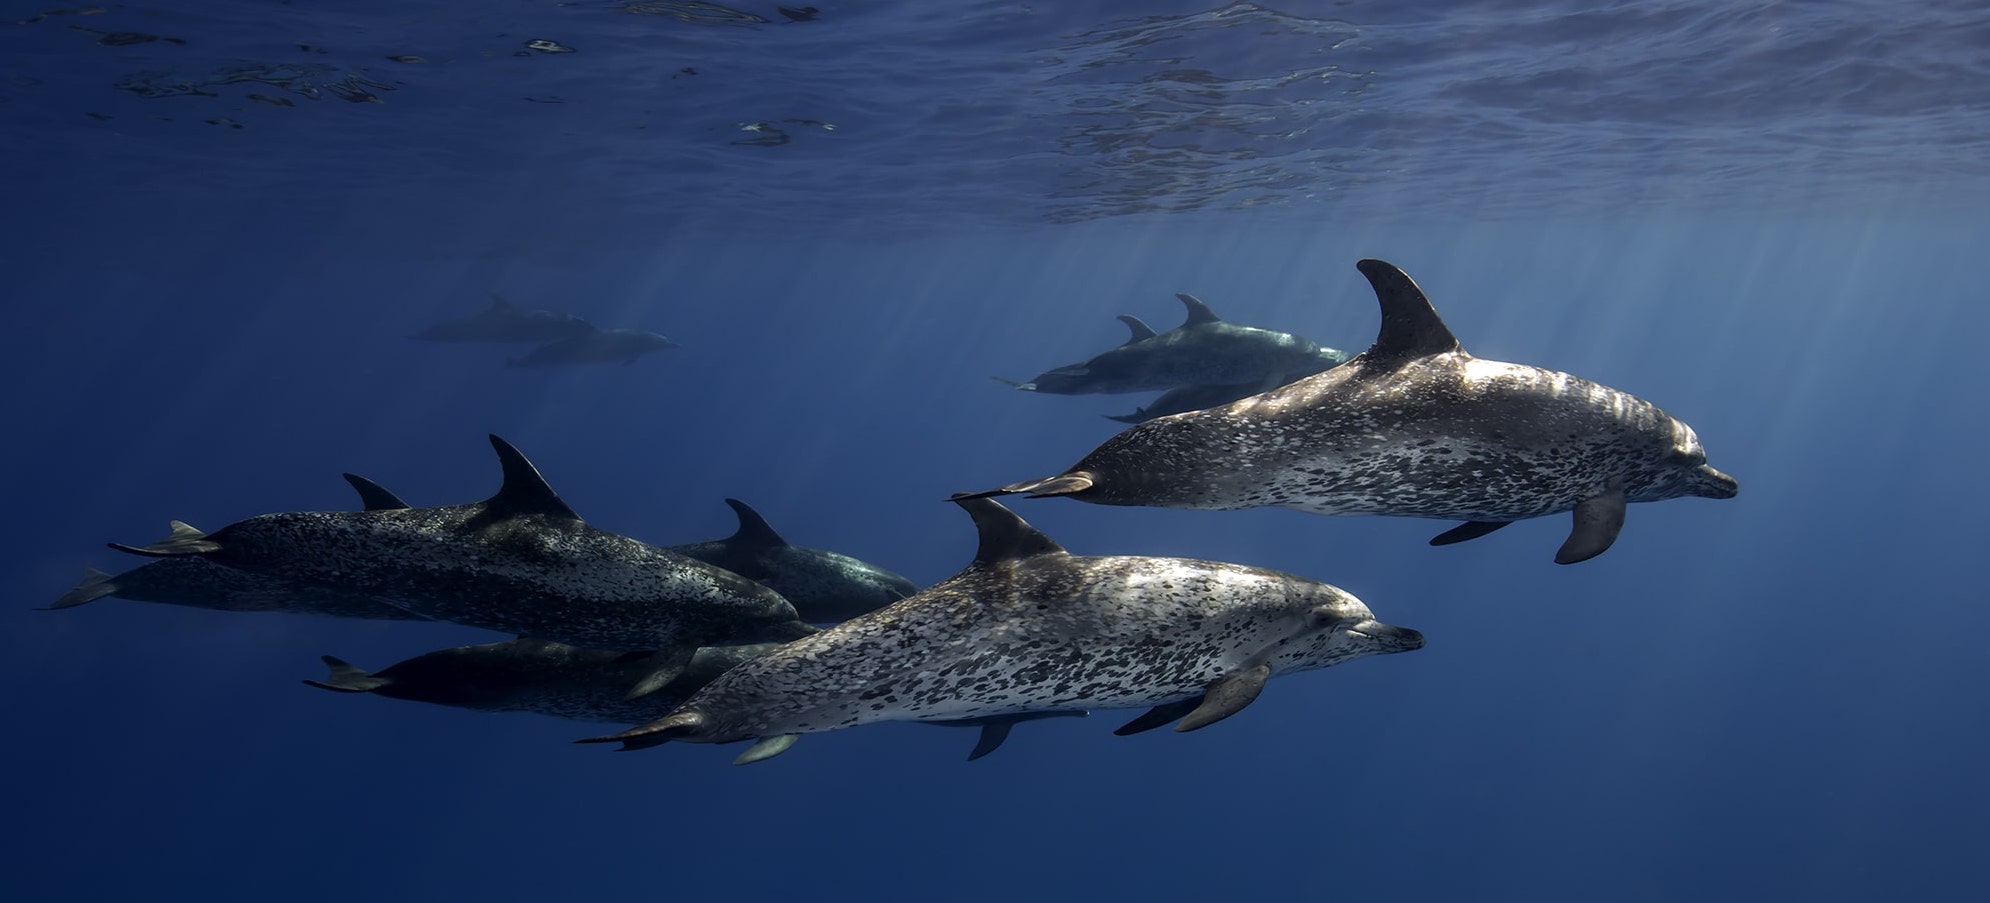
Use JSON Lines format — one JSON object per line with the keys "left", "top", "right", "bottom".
{"left": 605, "top": 499, "right": 1422, "bottom": 750}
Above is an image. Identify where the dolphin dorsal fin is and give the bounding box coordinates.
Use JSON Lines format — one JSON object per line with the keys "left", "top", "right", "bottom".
{"left": 1116, "top": 314, "right": 1158, "bottom": 345}
{"left": 1356, "top": 259, "right": 1461, "bottom": 359}
{"left": 1175, "top": 293, "right": 1221, "bottom": 327}
{"left": 950, "top": 495, "right": 1065, "bottom": 566}
{"left": 483, "top": 435, "right": 581, "bottom": 521}
{"left": 342, "top": 473, "right": 412, "bottom": 511}
{"left": 722, "top": 498, "right": 788, "bottom": 548}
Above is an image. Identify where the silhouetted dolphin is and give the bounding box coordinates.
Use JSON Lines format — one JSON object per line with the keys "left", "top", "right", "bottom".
{"left": 507, "top": 328, "right": 679, "bottom": 367}
{"left": 668, "top": 499, "right": 919, "bottom": 624}
{"left": 998, "top": 294, "right": 1342, "bottom": 395}
{"left": 412, "top": 294, "right": 597, "bottom": 342}
{"left": 971, "top": 260, "right": 1739, "bottom": 564}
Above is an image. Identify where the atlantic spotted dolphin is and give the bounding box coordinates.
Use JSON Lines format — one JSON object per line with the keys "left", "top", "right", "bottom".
{"left": 972, "top": 259, "right": 1739, "bottom": 564}
{"left": 110, "top": 436, "right": 814, "bottom": 692}
{"left": 580, "top": 497, "right": 1422, "bottom": 764}
{"left": 411, "top": 294, "right": 597, "bottom": 343}
{"left": 506, "top": 328, "right": 678, "bottom": 368}
{"left": 308, "top": 638, "right": 1066, "bottom": 759}
{"left": 307, "top": 640, "right": 778, "bottom": 724}
{"left": 998, "top": 294, "right": 1342, "bottom": 395}
{"left": 1104, "top": 347, "right": 1352, "bottom": 424}
{"left": 668, "top": 498, "right": 918, "bottom": 624}
{"left": 45, "top": 474, "right": 416, "bottom": 618}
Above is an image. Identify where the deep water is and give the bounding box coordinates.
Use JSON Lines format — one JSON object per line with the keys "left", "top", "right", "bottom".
{"left": 4, "top": 2, "right": 1987, "bottom": 902}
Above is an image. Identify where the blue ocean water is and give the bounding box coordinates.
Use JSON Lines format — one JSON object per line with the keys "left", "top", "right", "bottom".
{"left": 4, "top": 1, "right": 1987, "bottom": 900}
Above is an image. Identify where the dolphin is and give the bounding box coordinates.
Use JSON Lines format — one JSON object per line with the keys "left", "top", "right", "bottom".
{"left": 970, "top": 259, "right": 1739, "bottom": 564}
{"left": 1104, "top": 346, "right": 1353, "bottom": 423}
{"left": 668, "top": 498, "right": 919, "bottom": 624}
{"left": 506, "top": 328, "right": 678, "bottom": 368}
{"left": 998, "top": 293, "right": 1343, "bottom": 395}
{"left": 411, "top": 294, "right": 598, "bottom": 343}
{"left": 109, "top": 435, "right": 815, "bottom": 694}
{"left": 579, "top": 497, "right": 1422, "bottom": 764}
{"left": 45, "top": 474, "right": 417, "bottom": 619}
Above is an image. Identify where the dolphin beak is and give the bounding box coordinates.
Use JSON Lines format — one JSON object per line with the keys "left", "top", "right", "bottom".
{"left": 1691, "top": 464, "right": 1739, "bottom": 499}
{"left": 1347, "top": 620, "right": 1425, "bottom": 652}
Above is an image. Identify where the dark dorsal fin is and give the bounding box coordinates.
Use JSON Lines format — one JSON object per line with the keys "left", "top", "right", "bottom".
{"left": 342, "top": 473, "right": 411, "bottom": 511}
{"left": 483, "top": 434, "right": 581, "bottom": 521}
{"left": 1175, "top": 293, "right": 1221, "bottom": 327}
{"left": 948, "top": 495, "right": 1065, "bottom": 566}
{"left": 1356, "top": 259, "right": 1461, "bottom": 359}
{"left": 722, "top": 498, "right": 788, "bottom": 548}
{"left": 1116, "top": 314, "right": 1158, "bottom": 345}
{"left": 488, "top": 293, "right": 513, "bottom": 310}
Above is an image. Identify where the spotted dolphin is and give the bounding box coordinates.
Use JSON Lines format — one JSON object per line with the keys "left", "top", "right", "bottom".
{"left": 308, "top": 638, "right": 1070, "bottom": 759}
{"left": 506, "top": 328, "right": 678, "bottom": 368}
{"left": 109, "top": 436, "right": 814, "bottom": 693}
{"left": 998, "top": 294, "right": 1342, "bottom": 395}
{"left": 411, "top": 293, "right": 598, "bottom": 343}
{"left": 45, "top": 474, "right": 416, "bottom": 618}
{"left": 970, "top": 259, "right": 1739, "bottom": 564}
{"left": 668, "top": 498, "right": 919, "bottom": 624}
{"left": 580, "top": 497, "right": 1422, "bottom": 764}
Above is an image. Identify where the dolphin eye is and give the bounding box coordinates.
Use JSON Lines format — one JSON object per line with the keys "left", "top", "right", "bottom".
{"left": 1669, "top": 446, "right": 1706, "bottom": 467}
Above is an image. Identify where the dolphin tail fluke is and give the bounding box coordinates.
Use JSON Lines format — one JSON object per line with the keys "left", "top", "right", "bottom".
{"left": 576, "top": 710, "right": 705, "bottom": 751}
{"left": 42, "top": 568, "right": 118, "bottom": 610}
{"left": 108, "top": 520, "right": 220, "bottom": 557}
{"left": 992, "top": 376, "right": 1038, "bottom": 391}
{"left": 1103, "top": 409, "right": 1148, "bottom": 424}
{"left": 303, "top": 656, "right": 388, "bottom": 693}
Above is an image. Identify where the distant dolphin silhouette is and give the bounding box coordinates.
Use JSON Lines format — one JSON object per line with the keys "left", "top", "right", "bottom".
{"left": 507, "top": 328, "right": 679, "bottom": 368}
{"left": 412, "top": 294, "right": 598, "bottom": 343}
{"left": 998, "top": 293, "right": 1341, "bottom": 395}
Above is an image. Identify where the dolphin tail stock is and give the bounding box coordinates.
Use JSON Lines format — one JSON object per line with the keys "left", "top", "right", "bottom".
{"left": 302, "top": 656, "right": 389, "bottom": 693}
{"left": 41, "top": 568, "right": 119, "bottom": 610}
{"left": 107, "top": 520, "right": 221, "bottom": 558}
{"left": 575, "top": 710, "right": 706, "bottom": 752}
{"left": 952, "top": 473, "right": 1095, "bottom": 503}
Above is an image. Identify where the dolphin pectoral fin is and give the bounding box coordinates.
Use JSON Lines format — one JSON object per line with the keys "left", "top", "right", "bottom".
{"left": 1429, "top": 520, "right": 1512, "bottom": 546}
{"left": 622, "top": 648, "right": 696, "bottom": 700}
{"left": 732, "top": 733, "right": 799, "bottom": 765}
{"left": 303, "top": 655, "right": 388, "bottom": 693}
{"left": 1555, "top": 482, "right": 1627, "bottom": 565}
{"left": 966, "top": 722, "right": 1013, "bottom": 761}
{"left": 1114, "top": 698, "right": 1202, "bottom": 736}
{"left": 42, "top": 568, "right": 116, "bottom": 610}
{"left": 108, "top": 520, "right": 220, "bottom": 557}
{"left": 577, "top": 710, "right": 704, "bottom": 751}
{"left": 1175, "top": 664, "right": 1272, "bottom": 733}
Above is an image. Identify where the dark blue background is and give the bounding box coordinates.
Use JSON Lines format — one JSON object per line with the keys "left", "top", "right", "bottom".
{"left": 5, "top": 2, "right": 1988, "bottom": 901}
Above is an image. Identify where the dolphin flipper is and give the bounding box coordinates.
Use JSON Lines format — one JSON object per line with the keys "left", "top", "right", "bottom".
{"left": 1429, "top": 520, "right": 1512, "bottom": 546}
{"left": 966, "top": 721, "right": 1012, "bottom": 761}
{"left": 1555, "top": 481, "right": 1627, "bottom": 565}
{"left": 732, "top": 733, "right": 799, "bottom": 765}
{"left": 621, "top": 647, "right": 697, "bottom": 700}
{"left": 1113, "top": 697, "right": 1202, "bottom": 735}
{"left": 1175, "top": 663, "right": 1271, "bottom": 732}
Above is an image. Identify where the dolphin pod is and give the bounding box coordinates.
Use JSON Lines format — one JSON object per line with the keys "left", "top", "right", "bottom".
{"left": 50, "top": 257, "right": 1735, "bottom": 765}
